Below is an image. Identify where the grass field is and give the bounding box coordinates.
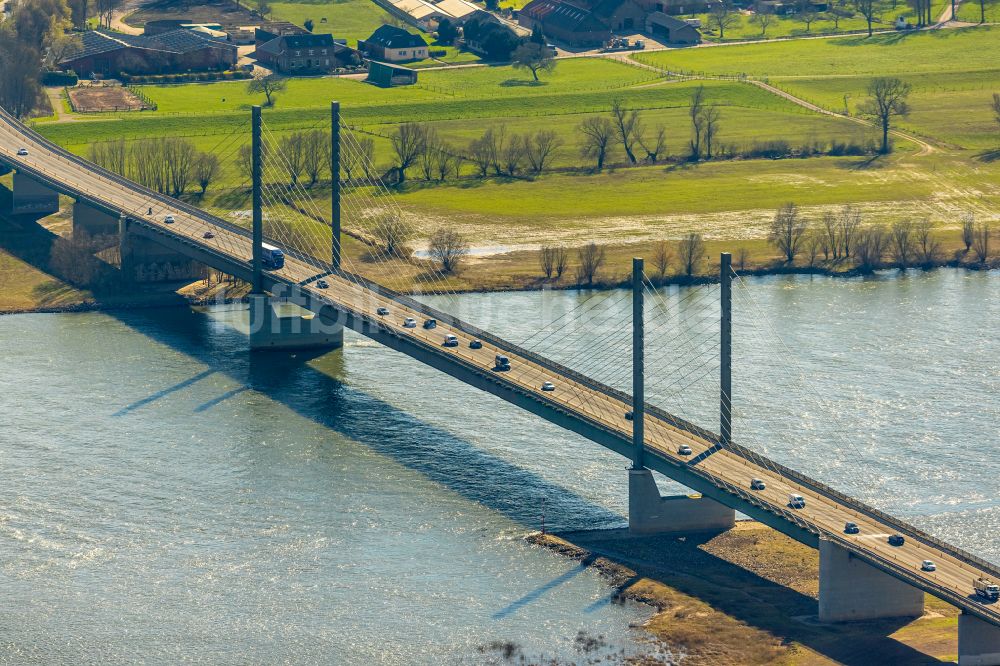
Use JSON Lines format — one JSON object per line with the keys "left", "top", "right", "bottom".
{"left": 637, "top": 26, "right": 1000, "bottom": 78}
{"left": 269, "top": 0, "right": 395, "bottom": 46}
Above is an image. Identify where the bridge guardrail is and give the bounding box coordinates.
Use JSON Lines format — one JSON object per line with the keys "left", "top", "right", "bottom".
{"left": 4, "top": 104, "right": 998, "bottom": 593}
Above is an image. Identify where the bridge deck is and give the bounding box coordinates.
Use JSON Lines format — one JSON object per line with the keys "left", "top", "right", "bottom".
{"left": 2, "top": 109, "right": 998, "bottom": 626}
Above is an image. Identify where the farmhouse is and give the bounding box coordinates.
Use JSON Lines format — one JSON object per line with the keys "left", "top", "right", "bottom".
{"left": 519, "top": 0, "right": 704, "bottom": 42}
{"left": 255, "top": 33, "right": 362, "bottom": 74}
{"left": 59, "top": 29, "right": 238, "bottom": 77}
{"left": 376, "top": 0, "right": 486, "bottom": 30}
{"left": 358, "top": 25, "right": 429, "bottom": 62}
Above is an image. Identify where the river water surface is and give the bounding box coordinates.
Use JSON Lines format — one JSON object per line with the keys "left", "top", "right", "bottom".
{"left": 1, "top": 268, "right": 998, "bottom": 663}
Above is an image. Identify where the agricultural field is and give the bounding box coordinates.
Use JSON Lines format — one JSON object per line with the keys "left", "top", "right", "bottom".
{"left": 28, "top": 23, "right": 1000, "bottom": 274}
{"left": 269, "top": 0, "right": 395, "bottom": 46}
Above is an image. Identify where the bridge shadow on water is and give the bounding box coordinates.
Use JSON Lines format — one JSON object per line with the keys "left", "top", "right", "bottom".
{"left": 107, "top": 306, "right": 625, "bottom": 533}
{"left": 556, "top": 528, "right": 948, "bottom": 665}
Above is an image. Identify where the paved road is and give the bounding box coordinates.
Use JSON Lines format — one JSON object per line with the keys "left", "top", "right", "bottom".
{"left": 2, "top": 111, "right": 998, "bottom": 626}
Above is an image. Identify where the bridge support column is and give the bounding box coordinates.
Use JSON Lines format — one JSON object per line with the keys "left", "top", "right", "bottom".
{"left": 628, "top": 468, "right": 735, "bottom": 534}
{"left": 73, "top": 200, "right": 119, "bottom": 237}
{"left": 11, "top": 171, "right": 59, "bottom": 215}
{"left": 959, "top": 612, "right": 1000, "bottom": 666}
{"left": 817, "top": 538, "right": 924, "bottom": 622}
{"left": 118, "top": 216, "right": 205, "bottom": 283}
{"left": 248, "top": 293, "right": 343, "bottom": 351}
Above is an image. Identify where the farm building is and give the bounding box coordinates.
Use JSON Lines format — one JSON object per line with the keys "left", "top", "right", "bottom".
{"left": 255, "top": 33, "right": 362, "bottom": 74}
{"left": 59, "top": 29, "right": 238, "bottom": 77}
{"left": 375, "top": 0, "right": 487, "bottom": 30}
{"left": 253, "top": 21, "right": 310, "bottom": 46}
{"left": 358, "top": 25, "right": 429, "bottom": 62}
{"left": 646, "top": 12, "right": 701, "bottom": 42}
{"left": 367, "top": 60, "right": 419, "bottom": 86}
{"left": 517, "top": 0, "right": 612, "bottom": 45}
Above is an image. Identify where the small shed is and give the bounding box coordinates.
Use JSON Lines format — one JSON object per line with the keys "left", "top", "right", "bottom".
{"left": 367, "top": 60, "right": 418, "bottom": 87}
{"left": 646, "top": 12, "right": 701, "bottom": 44}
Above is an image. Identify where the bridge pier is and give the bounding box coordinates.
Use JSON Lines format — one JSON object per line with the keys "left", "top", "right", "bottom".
{"left": 960, "top": 612, "right": 1000, "bottom": 666}
{"left": 817, "top": 538, "right": 924, "bottom": 622}
{"left": 73, "top": 200, "right": 119, "bottom": 238}
{"left": 118, "top": 215, "right": 206, "bottom": 283}
{"left": 11, "top": 171, "right": 59, "bottom": 215}
{"left": 248, "top": 293, "right": 343, "bottom": 351}
{"left": 628, "top": 468, "right": 736, "bottom": 534}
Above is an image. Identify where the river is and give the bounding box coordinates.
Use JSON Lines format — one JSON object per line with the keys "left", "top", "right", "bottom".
{"left": 0, "top": 268, "right": 997, "bottom": 663}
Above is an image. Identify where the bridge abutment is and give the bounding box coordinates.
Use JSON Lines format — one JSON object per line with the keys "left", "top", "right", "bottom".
{"left": 628, "top": 468, "right": 736, "bottom": 535}
{"left": 959, "top": 612, "right": 1000, "bottom": 666}
{"left": 11, "top": 171, "right": 59, "bottom": 215}
{"left": 817, "top": 538, "right": 924, "bottom": 622}
{"left": 248, "top": 293, "right": 343, "bottom": 351}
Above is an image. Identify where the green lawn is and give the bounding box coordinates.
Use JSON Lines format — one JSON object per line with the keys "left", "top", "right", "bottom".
{"left": 956, "top": 0, "right": 999, "bottom": 23}
{"left": 636, "top": 25, "right": 1000, "bottom": 78}
{"left": 270, "top": 0, "right": 394, "bottom": 46}
{"left": 773, "top": 70, "right": 1000, "bottom": 149}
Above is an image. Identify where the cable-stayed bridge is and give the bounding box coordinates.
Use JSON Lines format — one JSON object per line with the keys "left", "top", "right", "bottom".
{"left": 1, "top": 104, "right": 998, "bottom": 663}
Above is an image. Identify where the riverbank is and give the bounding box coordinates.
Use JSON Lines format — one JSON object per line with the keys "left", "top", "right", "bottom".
{"left": 527, "top": 523, "right": 960, "bottom": 665}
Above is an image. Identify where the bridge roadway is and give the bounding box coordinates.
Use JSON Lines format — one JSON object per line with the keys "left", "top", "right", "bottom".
{"left": 2, "top": 109, "right": 999, "bottom": 628}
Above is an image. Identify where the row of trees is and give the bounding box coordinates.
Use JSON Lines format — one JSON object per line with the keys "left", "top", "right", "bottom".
{"left": 538, "top": 234, "right": 708, "bottom": 286}
{"left": 89, "top": 137, "right": 220, "bottom": 196}
{"left": 769, "top": 203, "right": 993, "bottom": 270}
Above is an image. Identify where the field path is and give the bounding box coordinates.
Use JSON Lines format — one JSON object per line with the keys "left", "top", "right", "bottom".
{"left": 621, "top": 55, "right": 938, "bottom": 156}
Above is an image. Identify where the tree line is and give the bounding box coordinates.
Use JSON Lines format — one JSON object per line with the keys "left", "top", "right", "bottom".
{"left": 768, "top": 203, "right": 993, "bottom": 271}
{"left": 89, "top": 137, "right": 221, "bottom": 196}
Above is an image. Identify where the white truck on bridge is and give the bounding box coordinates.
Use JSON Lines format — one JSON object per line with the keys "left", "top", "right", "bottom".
{"left": 974, "top": 577, "right": 1000, "bottom": 601}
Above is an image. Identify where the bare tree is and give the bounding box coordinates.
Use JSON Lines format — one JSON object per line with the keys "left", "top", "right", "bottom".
{"left": 973, "top": 223, "right": 991, "bottom": 262}
{"left": 524, "top": 130, "right": 561, "bottom": 174}
{"left": 858, "top": 77, "right": 911, "bottom": 154}
{"left": 821, "top": 211, "right": 840, "bottom": 259}
{"left": 301, "top": 129, "right": 328, "bottom": 186}
{"left": 736, "top": 246, "right": 750, "bottom": 271}
{"left": 853, "top": 0, "right": 883, "bottom": 35}
{"left": 434, "top": 144, "right": 457, "bottom": 181}
{"left": 486, "top": 125, "right": 507, "bottom": 176}
{"left": 370, "top": 213, "right": 413, "bottom": 255}
{"left": 707, "top": 0, "right": 740, "bottom": 39}
{"left": 88, "top": 138, "right": 128, "bottom": 176}
{"left": 165, "top": 137, "right": 197, "bottom": 196}
{"left": 838, "top": 205, "right": 862, "bottom": 258}
{"left": 391, "top": 122, "right": 429, "bottom": 183}
{"left": 652, "top": 240, "right": 670, "bottom": 278}
{"left": 418, "top": 128, "right": 441, "bottom": 181}
{"left": 993, "top": 92, "right": 1000, "bottom": 133}
{"left": 961, "top": 213, "right": 975, "bottom": 251}
{"left": 915, "top": 218, "right": 940, "bottom": 265}
{"left": 678, "top": 233, "right": 705, "bottom": 276}
{"left": 638, "top": 125, "right": 667, "bottom": 162}
{"left": 689, "top": 86, "right": 706, "bottom": 159}
{"left": 854, "top": 225, "right": 887, "bottom": 271}
{"left": 750, "top": 1, "right": 775, "bottom": 35}
{"left": 579, "top": 117, "right": 614, "bottom": 170}
{"left": 768, "top": 202, "right": 807, "bottom": 262}
{"left": 429, "top": 228, "right": 469, "bottom": 273}
{"left": 468, "top": 133, "right": 493, "bottom": 177}
{"left": 540, "top": 245, "right": 559, "bottom": 278}
{"left": 194, "top": 153, "right": 220, "bottom": 195}
{"left": 890, "top": 218, "right": 914, "bottom": 266}
{"left": 575, "top": 243, "right": 606, "bottom": 285}
{"left": 344, "top": 136, "right": 375, "bottom": 181}
{"left": 500, "top": 133, "right": 526, "bottom": 176}
{"left": 798, "top": 4, "right": 820, "bottom": 30}
{"left": 246, "top": 71, "right": 287, "bottom": 106}
{"left": 805, "top": 230, "right": 821, "bottom": 266}
{"left": 611, "top": 98, "right": 642, "bottom": 164}
{"left": 554, "top": 246, "right": 568, "bottom": 278}
{"left": 701, "top": 105, "right": 721, "bottom": 159}
{"left": 280, "top": 132, "right": 306, "bottom": 186}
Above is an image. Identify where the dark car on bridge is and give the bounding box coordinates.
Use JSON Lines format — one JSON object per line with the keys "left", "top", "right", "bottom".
{"left": 889, "top": 534, "right": 905, "bottom": 546}
{"left": 494, "top": 355, "right": 510, "bottom": 371}
{"left": 844, "top": 522, "right": 860, "bottom": 534}
{"left": 423, "top": 319, "right": 437, "bottom": 329}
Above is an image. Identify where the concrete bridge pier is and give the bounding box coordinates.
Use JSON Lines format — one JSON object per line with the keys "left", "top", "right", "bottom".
{"left": 817, "top": 538, "right": 924, "bottom": 622}
{"left": 11, "top": 171, "right": 59, "bottom": 215}
{"left": 74, "top": 200, "right": 120, "bottom": 238}
{"left": 959, "top": 612, "right": 1000, "bottom": 666}
{"left": 628, "top": 468, "right": 736, "bottom": 534}
{"left": 118, "top": 215, "right": 205, "bottom": 283}
{"left": 248, "top": 293, "right": 343, "bottom": 351}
